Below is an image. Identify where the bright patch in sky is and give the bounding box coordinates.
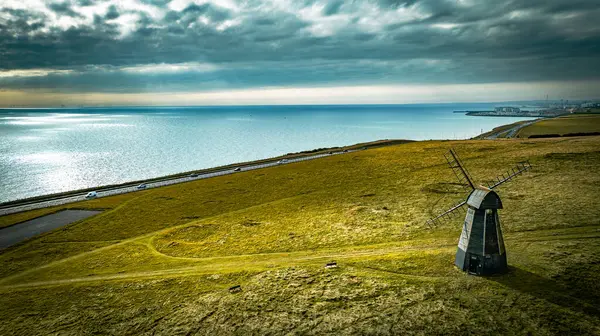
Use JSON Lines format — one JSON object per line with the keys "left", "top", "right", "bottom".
{"left": 0, "top": 69, "right": 74, "bottom": 78}
{"left": 120, "top": 62, "right": 220, "bottom": 74}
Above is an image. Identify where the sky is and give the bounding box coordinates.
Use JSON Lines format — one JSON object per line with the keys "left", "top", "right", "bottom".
{"left": 0, "top": 0, "right": 599, "bottom": 106}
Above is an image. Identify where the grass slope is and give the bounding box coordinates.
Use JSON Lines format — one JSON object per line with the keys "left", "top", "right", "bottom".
{"left": 517, "top": 114, "right": 600, "bottom": 138}
{"left": 1, "top": 136, "right": 600, "bottom": 335}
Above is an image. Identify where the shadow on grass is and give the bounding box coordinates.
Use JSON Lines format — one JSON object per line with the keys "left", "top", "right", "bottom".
{"left": 487, "top": 266, "right": 600, "bottom": 318}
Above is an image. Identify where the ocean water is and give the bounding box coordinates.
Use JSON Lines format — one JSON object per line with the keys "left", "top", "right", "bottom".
{"left": 0, "top": 104, "right": 533, "bottom": 202}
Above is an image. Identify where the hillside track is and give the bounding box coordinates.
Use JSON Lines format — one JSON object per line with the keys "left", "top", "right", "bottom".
{"left": 2, "top": 224, "right": 597, "bottom": 290}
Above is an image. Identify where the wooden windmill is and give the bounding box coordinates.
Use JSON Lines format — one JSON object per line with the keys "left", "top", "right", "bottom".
{"left": 426, "top": 149, "right": 531, "bottom": 275}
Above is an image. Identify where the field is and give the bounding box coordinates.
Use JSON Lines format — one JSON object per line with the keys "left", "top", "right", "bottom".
{"left": 1, "top": 135, "right": 600, "bottom": 335}
{"left": 517, "top": 114, "right": 600, "bottom": 138}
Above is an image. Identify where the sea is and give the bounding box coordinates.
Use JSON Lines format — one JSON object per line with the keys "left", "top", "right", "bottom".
{"left": 0, "top": 104, "right": 534, "bottom": 203}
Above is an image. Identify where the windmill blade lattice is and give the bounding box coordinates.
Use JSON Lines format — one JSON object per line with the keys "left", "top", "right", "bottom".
{"left": 487, "top": 161, "right": 532, "bottom": 189}
{"left": 426, "top": 200, "right": 467, "bottom": 227}
{"left": 444, "top": 149, "right": 476, "bottom": 190}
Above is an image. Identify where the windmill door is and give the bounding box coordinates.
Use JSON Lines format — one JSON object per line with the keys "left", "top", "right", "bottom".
{"left": 468, "top": 255, "right": 480, "bottom": 274}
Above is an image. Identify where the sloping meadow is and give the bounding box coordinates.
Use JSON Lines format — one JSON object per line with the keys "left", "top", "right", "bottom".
{"left": 1, "top": 137, "right": 600, "bottom": 334}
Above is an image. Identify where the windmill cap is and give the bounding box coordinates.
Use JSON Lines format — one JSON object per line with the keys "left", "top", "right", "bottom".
{"left": 467, "top": 188, "right": 503, "bottom": 209}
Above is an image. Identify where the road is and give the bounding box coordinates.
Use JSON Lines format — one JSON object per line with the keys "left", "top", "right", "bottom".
{"left": 0, "top": 150, "right": 356, "bottom": 217}
{"left": 484, "top": 120, "right": 539, "bottom": 139}
{"left": 0, "top": 209, "right": 102, "bottom": 249}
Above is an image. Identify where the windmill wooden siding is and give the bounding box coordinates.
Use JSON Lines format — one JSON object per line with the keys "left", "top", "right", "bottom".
{"left": 455, "top": 188, "right": 507, "bottom": 275}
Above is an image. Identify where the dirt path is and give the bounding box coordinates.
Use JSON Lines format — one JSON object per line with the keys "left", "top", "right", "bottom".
{"left": 3, "top": 225, "right": 599, "bottom": 290}
{"left": 0, "top": 242, "right": 456, "bottom": 289}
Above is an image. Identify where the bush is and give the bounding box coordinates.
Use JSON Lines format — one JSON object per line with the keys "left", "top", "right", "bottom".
{"left": 528, "top": 134, "right": 561, "bottom": 139}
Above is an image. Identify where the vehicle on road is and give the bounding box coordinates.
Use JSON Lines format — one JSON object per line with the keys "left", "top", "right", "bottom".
{"left": 189, "top": 173, "right": 199, "bottom": 178}
{"left": 137, "top": 183, "right": 147, "bottom": 190}
{"left": 277, "top": 159, "right": 288, "bottom": 164}
{"left": 234, "top": 167, "right": 242, "bottom": 172}
{"left": 85, "top": 191, "right": 98, "bottom": 199}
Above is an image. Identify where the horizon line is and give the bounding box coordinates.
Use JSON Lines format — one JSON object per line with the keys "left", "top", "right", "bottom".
{"left": 1, "top": 99, "right": 597, "bottom": 109}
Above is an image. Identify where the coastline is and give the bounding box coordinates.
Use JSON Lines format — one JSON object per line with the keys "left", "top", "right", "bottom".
{"left": 473, "top": 119, "right": 542, "bottom": 139}
{"left": 0, "top": 113, "right": 552, "bottom": 215}
{"left": 0, "top": 139, "right": 412, "bottom": 212}
{"left": 1, "top": 103, "right": 528, "bottom": 205}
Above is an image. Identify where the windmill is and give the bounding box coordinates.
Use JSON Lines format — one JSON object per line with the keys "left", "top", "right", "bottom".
{"left": 426, "top": 149, "right": 532, "bottom": 275}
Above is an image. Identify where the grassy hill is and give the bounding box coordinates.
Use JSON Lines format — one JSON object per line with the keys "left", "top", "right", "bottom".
{"left": 517, "top": 114, "right": 600, "bottom": 138}
{"left": 1, "top": 135, "right": 600, "bottom": 335}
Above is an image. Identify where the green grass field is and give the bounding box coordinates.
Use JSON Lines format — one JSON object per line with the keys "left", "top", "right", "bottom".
{"left": 1, "top": 135, "right": 600, "bottom": 335}
{"left": 517, "top": 114, "right": 600, "bottom": 138}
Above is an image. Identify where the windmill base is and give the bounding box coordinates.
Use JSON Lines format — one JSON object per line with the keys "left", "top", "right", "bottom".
{"left": 455, "top": 248, "right": 507, "bottom": 276}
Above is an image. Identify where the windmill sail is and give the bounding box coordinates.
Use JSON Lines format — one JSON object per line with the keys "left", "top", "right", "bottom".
{"left": 427, "top": 150, "right": 530, "bottom": 227}
{"left": 426, "top": 200, "right": 467, "bottom": 227}
{"left": 445, "top": 149, "right": 475, "bottom": 190}
{"left": 426, "top": 149, "right": 474, "bottom": 227}
{"left": 487, "top": 161, "right": 532, "bottom": 189}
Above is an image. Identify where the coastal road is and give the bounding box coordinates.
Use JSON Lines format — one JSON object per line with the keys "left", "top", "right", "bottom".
{"left": 0, "top": 210, "right": 102, "bottom": 249}
{"left": 485, "top": 120, "right": 539, "bottom": 139}
{"left": 0, "top": 150, "right": 357, "bottom": 217}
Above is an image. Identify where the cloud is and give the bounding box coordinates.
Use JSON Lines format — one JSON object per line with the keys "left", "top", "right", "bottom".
{"left": 0, "top": 0, "right": 598, "bottom": 96}
{"left": 0, "top": 69, "right": 74, "bottom": 78}
{"left": 48, "top": 1, "right": 83, "bottom": 17}
{"left": 322, "top": 1, "right": 343, "bottom": 16}
{"left": 104, "top": 5, "right": 120, "bottom": 20}
{"left": 120, "top": 62, "right": 219, "bottom": 74}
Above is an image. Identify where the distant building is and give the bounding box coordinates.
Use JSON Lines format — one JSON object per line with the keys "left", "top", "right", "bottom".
{"left": 494, "top": 107, "right": 521, "bottom": 113}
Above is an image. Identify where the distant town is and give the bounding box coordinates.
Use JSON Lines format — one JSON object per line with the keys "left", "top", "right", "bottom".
{"left": 455, "top": 100, "right": 600, "bottom": 117}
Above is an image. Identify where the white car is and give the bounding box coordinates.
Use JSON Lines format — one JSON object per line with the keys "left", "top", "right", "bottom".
{"left": 234, "top": 167, "right": 242, "bottom": 172}
{"left": 137, "top": 183, "right": 147, "bottom": 190}
{"left": 85, "top": 191, "right": 98, "bottom": 199}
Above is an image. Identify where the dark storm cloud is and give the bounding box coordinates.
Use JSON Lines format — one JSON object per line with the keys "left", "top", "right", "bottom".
{"left": 322, "top": 1, "right": 344, "bottom": 16}
{"left": 75, "top": 0, "right": 96, "bottom": 6}
{"left": 0, "top": 0, "right": 599, "bottom": 92}
{"left": 140, "top": 0, "right": 172, "bottom": 6}
{"left": 104, "top": 5, "right": 120, "bottom": 20}
{"left": 48, "top": 2, "right": 83, "bottom": 18}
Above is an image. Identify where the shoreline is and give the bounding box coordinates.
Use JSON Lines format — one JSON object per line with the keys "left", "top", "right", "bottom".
{"left": 0, "top": 139, "right": 412, "bottom": 212}
{"left": 473, "top": 119, "right": 542, "bottom": 139}
{"left": 0, "top": 114, "right": 558, "bottom": 214}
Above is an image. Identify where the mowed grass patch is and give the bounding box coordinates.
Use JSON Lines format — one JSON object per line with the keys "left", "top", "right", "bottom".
{"left": 4, "top": 236, "right": 458, "bottom": 286}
